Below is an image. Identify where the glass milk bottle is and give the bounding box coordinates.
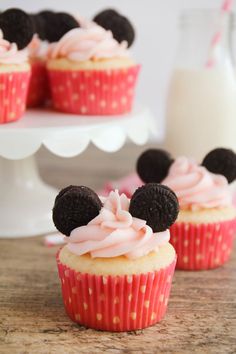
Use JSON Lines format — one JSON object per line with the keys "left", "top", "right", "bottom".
{"left": 165, "top": 9, "right": 236, "bottom": 161}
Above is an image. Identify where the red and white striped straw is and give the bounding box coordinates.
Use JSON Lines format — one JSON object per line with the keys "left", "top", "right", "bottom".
{"left": 206, "top": 0, "right": 233, "bottom": 68}
{"left": 222, "top": 0, "right": 233, "bottom": 11}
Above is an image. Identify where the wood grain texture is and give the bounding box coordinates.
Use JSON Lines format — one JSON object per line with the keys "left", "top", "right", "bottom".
{"left": 0, "top": 144, "right": 236, "bottom": 354}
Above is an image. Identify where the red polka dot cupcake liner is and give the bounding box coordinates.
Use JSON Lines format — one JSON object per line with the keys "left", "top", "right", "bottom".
{"left": 56, "top": 252, "right": 176, "bottom": 331}
{"left": 169, "top": 219, "right": 236, "bottom": 270}
{"left": 0, "top": 71, "right": 30, "bottom": 124}
{"left": 27, "top": 60, "right": 50, "bottom": 108}
{"left": 48, "top": 65, "right": 140, "bottom": 116}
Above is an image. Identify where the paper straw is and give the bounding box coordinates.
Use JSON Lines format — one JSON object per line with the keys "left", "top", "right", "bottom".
{"left": 206, "top": 0, "right": 233, "bottom": 68}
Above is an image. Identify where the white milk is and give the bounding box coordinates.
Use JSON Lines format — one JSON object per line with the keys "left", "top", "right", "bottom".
{"left": 165, "top": 67, "right": 236, "bottom": 160}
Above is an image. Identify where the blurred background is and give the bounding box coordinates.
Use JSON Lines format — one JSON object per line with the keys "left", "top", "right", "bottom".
{"left": 4, "top": 0, "right": 236, "bottom": 137}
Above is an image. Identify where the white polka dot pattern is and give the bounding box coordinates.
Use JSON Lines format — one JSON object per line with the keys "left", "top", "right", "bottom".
{"left": 0, "top": 71, "right": 30, "bottom": 124}
{"left": 48, "top": 65, "right": 140, "bottom": 116}
{"left": 56, "top": 251, "right": 176, "bottom": 332}
{"left": 169, "top": 219, "right": 236, "bottom": 270}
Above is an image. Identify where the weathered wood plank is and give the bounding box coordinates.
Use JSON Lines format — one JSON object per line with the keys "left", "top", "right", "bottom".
{"left": 0, "top": 144, "right": 235, "bottom": 353}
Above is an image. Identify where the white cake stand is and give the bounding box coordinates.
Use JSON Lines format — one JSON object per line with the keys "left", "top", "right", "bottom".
{"left": 0, "top": 106, "right": 157, "bottom": 238}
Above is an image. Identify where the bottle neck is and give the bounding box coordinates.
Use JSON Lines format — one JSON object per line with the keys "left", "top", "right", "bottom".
{"left": 175, "top": 9, "right": 233, "bottom": 69}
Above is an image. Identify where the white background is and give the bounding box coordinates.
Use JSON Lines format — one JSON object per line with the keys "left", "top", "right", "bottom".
{"left": 2, "top": 0, "right": 235, "bottom": 136}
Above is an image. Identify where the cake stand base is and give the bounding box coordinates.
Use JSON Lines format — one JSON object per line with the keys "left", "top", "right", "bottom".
{"left": 0, "top": 156, "right": 57, "bottom": 238}
{"left": 0, "top": 106, "right": 157, "bottom": 238}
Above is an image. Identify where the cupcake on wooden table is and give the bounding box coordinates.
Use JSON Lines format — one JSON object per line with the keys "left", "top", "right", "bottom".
{"left": 137, "top": 148, "right": 236, "bottom": 270}
{"left": 47, "top": 9, "right": 140, "bottom": 115}
{"left": 0, "top": 8, "right": 34, "bottom": 124}
{"left": 27, "top": 11, "right": 79, "bottom": 107}
{"left": 53, "top": 184, "right": 179, "bottom": 331}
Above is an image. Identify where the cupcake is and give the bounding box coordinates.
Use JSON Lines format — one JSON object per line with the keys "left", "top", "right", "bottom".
{"left": 47, "top": 9, "right": 140, "bottom": 116}
{"left": 26, "top": 34, "right": 49, "bottom": 107}
{"left": 27, "top": 11, "right": 79, "bottom": 107}
{"left": 53, "top": 184, "right": 179, "bottom": 331}
{"left": 0, "top": 9, "right": 34, "bottom": 124}
{"left": 136, "top": 148, "right": 236, "bottom": 270}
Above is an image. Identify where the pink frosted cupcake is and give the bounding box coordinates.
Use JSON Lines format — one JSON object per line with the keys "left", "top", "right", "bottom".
{"left": 0, "top": 9, "right": 34, "bottom": 124}
{"left": 53, "top": 184, "right": 179, "bottom": 331}
{"left": 27, "top": 35, "right": 49, "bottom": 107}
{"left": 27, "top": 11, "right": 79, "bottom": 107}
{"left": 47, "top": 9, "right": 140, "bottom": 116}
{"left": 136, "top": 148, "right": 236, "bottom": 270}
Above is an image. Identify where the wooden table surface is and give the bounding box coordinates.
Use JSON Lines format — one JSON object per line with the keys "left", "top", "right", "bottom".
{"left": 1, "top": 144, "right": 236, "bottom": 354}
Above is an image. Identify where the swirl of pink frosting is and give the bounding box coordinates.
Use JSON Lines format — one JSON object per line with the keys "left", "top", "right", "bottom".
{"left": 48, "top": 24, "right": 129, "bottom": 62}
{"left": 0, "top": 29, "right": 29, "bottom": 64}
{"left": 65, "top": 190, "right": 170, "bottom": 259}
{"left": 162, "top": 157, "right": 232, "bottom": 210}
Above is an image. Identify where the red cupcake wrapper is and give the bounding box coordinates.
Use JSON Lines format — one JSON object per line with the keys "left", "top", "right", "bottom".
{"left": 48, "top": 65, "right": 140, "bottom": 116}
{"left": 0, "top": 71, "right": 30, "bottom": 124}
{"left": 27, "top": 60, "right": 50, "bottom": 108}
{"left": 170, "top": 219, "right": 236, "bottom": 270}
{"left": 56, "top": 252, "right": 176, "bottom": 331}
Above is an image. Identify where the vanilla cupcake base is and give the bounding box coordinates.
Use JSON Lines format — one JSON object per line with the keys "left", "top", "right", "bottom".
{"left": 57, "top": 245, "right": 176, "bottom": 331}
{"left": 59, "top": 243, "right": 176, "bottom": 275}
{"left": 0, "top": 62, "right": 30, "bottom": 73}
{"left": 47, "top": 57, "right": 136, "bottom": 71}
{"left": 177, "top": 206, "right": 236, "bottom": 224}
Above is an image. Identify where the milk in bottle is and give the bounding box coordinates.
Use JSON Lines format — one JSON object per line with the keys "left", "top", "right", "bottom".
{"left": 165, "top": 10, "right": 236, "bottom": 160}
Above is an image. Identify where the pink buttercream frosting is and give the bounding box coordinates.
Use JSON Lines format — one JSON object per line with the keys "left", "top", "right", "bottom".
{"left": 28, "top": 34, "right": 48, "bottom": 59}
{"left": 162, "top": 157, "right": 232, "bottom": 210}
{"left": 65, "top": 190, "right": 170, "bottom": 259}
{"left": 0, "top": 29, "right": 29, "bottom": 64}
{"left": 48, "top": 23, "right": 129, "bottom": 62}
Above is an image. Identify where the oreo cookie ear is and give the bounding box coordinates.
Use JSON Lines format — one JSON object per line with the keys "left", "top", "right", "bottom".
{"left": 52, "top": 185, "right": 102, "bottom": 236}
{"left": 202, "top": 148, "right": 236, "bottom": 183}
{"left": 129, "top": 183, "right": 179, "bottom": 232}
{"left": 137, "top": 149, "right": 173, "bottom": 183}
{"left": 0, "top": 8, "right": 34, "bottom": 49}
{"left": 30, "top": 13, "right": 46, "bottom": 40}
{"left": 38, "top": 11, "right": 79, "bottom": 42}
{"left": 93, "top": 9, "right": 135, "bottom": 47}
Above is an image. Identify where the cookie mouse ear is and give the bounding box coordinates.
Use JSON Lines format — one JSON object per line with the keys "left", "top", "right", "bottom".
{"left": 93, "top": 9, "right": 135, "bottom": 47}
{"left": 136, "top": 149, "right": 173, "bottom": 183}
{"left": 30, "top": 13, "right": 46, "bottom": 40}
{"left": 129, "top": 183, "right": 179, "bottom": 232}
{"left": 202, "top": 148, "right": 236, "bottom": 183}
{"left": 38, "top": 11, "right": 79, "bottom": 42}
{"left": 0, "top": 8, "right": 34, "bottom": 49}
{"left": 52, "top": 186, "right": 102, "bottom": 236}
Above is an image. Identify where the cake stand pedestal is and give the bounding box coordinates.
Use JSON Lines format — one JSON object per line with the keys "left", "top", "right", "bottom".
{"left": 0, "top": 106, "right": 158, "bottom": 238}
